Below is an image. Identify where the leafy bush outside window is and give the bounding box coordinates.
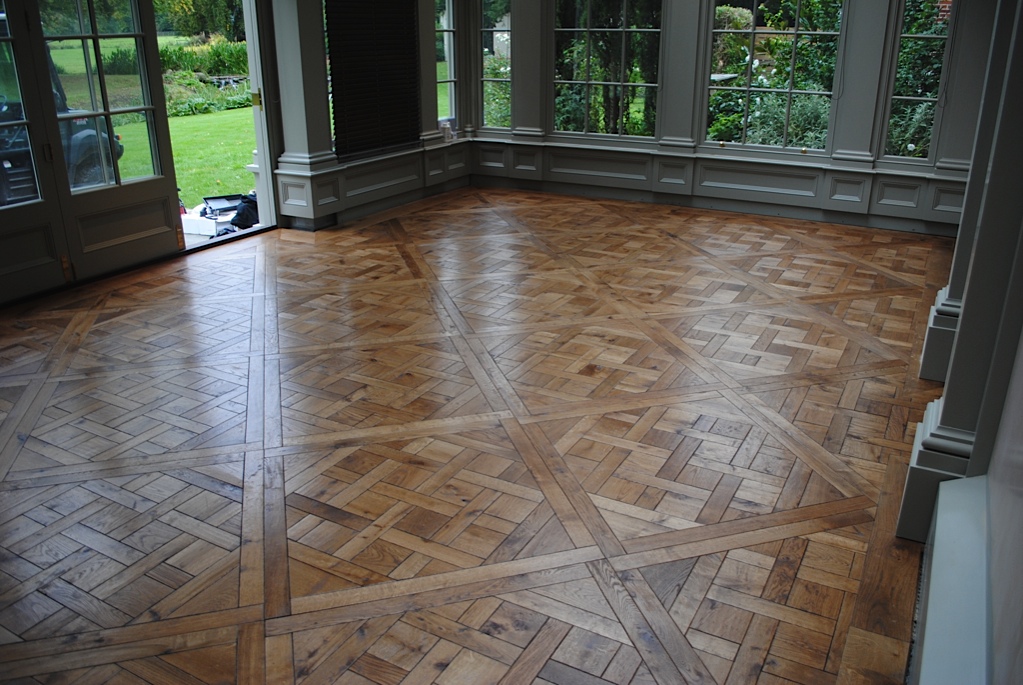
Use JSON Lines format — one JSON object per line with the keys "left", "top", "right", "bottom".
{"left": 884, "top": 0, "right": 952, "bottom": 158}
{"left": 553, "top": 0, "right": 661, "bottom": 137}
{"left": 482, "top": 0, "right": 511, "bottom": 128}
{"left": 706, "top": 0, "right": 842, "bottom": 150}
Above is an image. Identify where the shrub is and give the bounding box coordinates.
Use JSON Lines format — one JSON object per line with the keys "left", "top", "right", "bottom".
{"left": 104, "top": 47, "right": 139, "bottom": 75}
{"left": 159, "top": 35, "right": 248, "bottom": 76}
{"left": 162, "top": 70, "right": 251, "bottom": 117}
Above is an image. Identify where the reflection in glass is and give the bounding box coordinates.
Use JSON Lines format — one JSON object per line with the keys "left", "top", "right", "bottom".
{"left": 40, "top": 0, "right": 85, "bottom": 36}
{"left": 96, "top": 0, "right": 137, "bottom": 34}
{"left": 66, "top": 115, "right": 116, "bottom": 190}
{"left": 1, "top": 31, "right": 42, "bottom": 205}
{"left": 48, "top": 39, "right": 102, "bottom": 113}
{"left": 0, "top": 0, "right": 8, "bottom": 38}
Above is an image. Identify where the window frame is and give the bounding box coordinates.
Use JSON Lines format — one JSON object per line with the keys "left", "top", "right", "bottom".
{"left": 551, "top": 0, "right": 663, "bottom": 138}
{"left": 880, "top": 0, "right": 955, "bottom": 162}
{"left": 701, "top": 0, "right": 845, "bottom": 155}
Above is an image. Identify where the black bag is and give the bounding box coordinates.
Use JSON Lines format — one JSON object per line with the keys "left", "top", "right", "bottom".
{"left": 231, "top": 192, "right": 259, "bottom": 229}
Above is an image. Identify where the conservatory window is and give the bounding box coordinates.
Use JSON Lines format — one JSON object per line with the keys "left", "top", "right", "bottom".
{"left": 884, "top": 0, "right": 952, "bottom": 158}
{"left": 481, "top": 0, "right": 511, "bottom": 128}
{"left": 706, "top": 0, "right": 842, "bottom": 150}
{"left": 437, "top": 0, "right": 456, "bottom": 127}
{"left": 553, "top": 0, "right": 661, "bottom": 136}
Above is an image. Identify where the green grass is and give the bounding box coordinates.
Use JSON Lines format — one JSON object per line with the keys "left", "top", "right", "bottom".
{"left": 437, "top": 61, "right": 451, "bottom": 119}
{"left": 165, "top": 107, "right": 256, "bottom": 208}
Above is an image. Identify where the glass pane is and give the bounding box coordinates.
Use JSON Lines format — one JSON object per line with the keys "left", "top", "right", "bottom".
{"left": 761, "top": 0, "right": 797, "bottom": 30}
{"left": 787, "top": 93, "right": 830, "bottom": 148}
{"left": 799, "top": 0, "right": 842, "bottom": 31}
{"left": 744, "top": 91, "right": 786, "bottom": 146}
{"left": 794, "top": 35, "right": 837, "bottom": 91}
{"left": 588, "top": 83, "right": 622, "bottom": 133}
{"left": 66, "top": 115, "right": 116, "bottom": 190}
{"left": 96, "top": 0, "right": 137, "bottom": 34}
{"left": 752, "top": 34, "right": 793, "bottom": 89}
{"left": 592, "top": 0, "right": 624, "bottom": 29}
{"left": 48, "top": 39, "right": 102, "bottom": 112}
{"left": 482, "top": 80, "right": 510, "bottom": 127}
{"left": 623, "top": 85, "right": 655, "bottom": 135}
{"left": 886, "top": 99, "right": 934, "bottom": 157}
{"left": 0, "top": 0, "right": 8, "bottom": 38}
{"left": 40, "top": 0, "right": 86, "bottom": 36}
{"left": 894, "top": 37, "right": 945, "bottom": 98}
{"left": 113, "top": 110, "right": 154, "bottom": 181}
{"left": 436, "top": 0, "right": 452, "bottom": 28}
{"left": 555, "top": 31, "right": 588, "bottom": 81}
{"left": 482, "top": 0, "right": 510, "bottom": 29}
{"left": 707, "top": 89, "right": 746, "bottom": 142}
{"left": 710, "top": 31, "right": 751, "bottom": 87}
{"left": 556, "top": 0, "right": 587, "bottom": 29}
{"left": 437, "top": 80, "right": 452, "bottom": 119}
{"left": 588, "top": 32, "right": 622, "bottom": 82}
{"left": 101, "top": 38, "right": 144, "bottom": 109}
{"left": 437, "top": 31, "right": 453, "bottom": 70}
{"left": 0, "top": 125, "right": 41, "bottom": 206}
{"left": 554, "top": 82, "right": 587, "bottom": 131}
{"left": 628, "top": 0, "right": 661, "bottom": 29}
{"left": 904, "top": 0, "right": 951, "bottom": 36}
{"left": 626, "top": 31, "right": 659, "bottom": 84}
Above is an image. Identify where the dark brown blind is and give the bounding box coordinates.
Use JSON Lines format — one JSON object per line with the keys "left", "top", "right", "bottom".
{"left": 325, "top": 1, "right": 422, "bottom": 161}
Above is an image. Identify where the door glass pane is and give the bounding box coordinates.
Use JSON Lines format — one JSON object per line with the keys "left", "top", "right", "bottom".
{"left": 40, "top": 0, "right": 86, "bottom": 36}
{"left": 1, "top": 10, "right": 42, "bottom": 206}
{"left": 48, "top": 39, "right": 102, "bottom": 112}
{"left": 66, "top": 114, "right": 116, "bottom": 189}
{"left": 100, "top": 38, "right": 144, "bottom": 109}
{"left": 41, "top": 0, "right": 158, "bottom": 189}
{"left": 113, "top": 110, "right": 153, "bottom": 181}
{"left": 98, "top": 0, "right": 138, "bottom": 33}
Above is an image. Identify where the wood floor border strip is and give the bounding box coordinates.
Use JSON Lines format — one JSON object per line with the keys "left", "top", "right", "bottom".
{"left": 282, "top": 411, "right": 513, "bottom": 448}
{"left": 516, "top": 388, "right": 728, "bottom": 424}
{"left": 614, "top": 508, "right": 874, "bottom": 571}
{"left": 588, "top": 558, "right": 716, "bottom": 685}
{"left": 0, "top": 607, "right": 261, "bottom": 664}
{"left": 268, "top": 562, "right": 594, "bottom": 637}
{"left": 286, "top": 545, "right": 602, "bottom": 617}
{"left": 0, "top": 449, "right": 253, "bottom": 489}
{"left": 0, "top": 626, "right": 240, "bottom": 681}
{"left": 622, "top": 495, "right": 872, "bottom": 554}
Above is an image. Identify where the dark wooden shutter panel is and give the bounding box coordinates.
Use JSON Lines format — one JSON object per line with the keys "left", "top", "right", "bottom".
{"left": 325, "top": 0, "right": 422, "bottom": 161}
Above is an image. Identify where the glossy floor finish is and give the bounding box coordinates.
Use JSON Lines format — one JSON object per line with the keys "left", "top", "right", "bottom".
{"left": 0, "top": 189, "right": 954, "bottom": 684}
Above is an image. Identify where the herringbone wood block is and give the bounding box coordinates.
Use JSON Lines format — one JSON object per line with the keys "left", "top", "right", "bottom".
{"left": 0, "top": 189, "right": 953, "bottom": 684}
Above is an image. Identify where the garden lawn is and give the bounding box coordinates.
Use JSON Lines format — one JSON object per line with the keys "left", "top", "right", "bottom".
{"left": 114, "top": 107, "right": 254, "bottom": 208}
{"left": 168, "top": 107, "right": 255, "bottom": 209}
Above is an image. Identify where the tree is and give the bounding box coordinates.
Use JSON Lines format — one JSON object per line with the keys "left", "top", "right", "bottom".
{"left": 157, "top": 0, "right": 245, "bottom": 41}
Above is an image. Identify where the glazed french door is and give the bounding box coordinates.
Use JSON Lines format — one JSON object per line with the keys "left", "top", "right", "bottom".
{"left": 0, "top": 0, "right": 180, "bottom": 304}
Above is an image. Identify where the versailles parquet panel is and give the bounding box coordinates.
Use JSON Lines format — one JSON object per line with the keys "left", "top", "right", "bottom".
{"left": 0, "top": 189, "right": 953, "bottom": 684}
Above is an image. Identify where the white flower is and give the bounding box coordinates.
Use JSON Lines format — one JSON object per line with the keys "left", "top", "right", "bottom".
{"left": 907, "top": 143, "right": 916, "bottom": 151}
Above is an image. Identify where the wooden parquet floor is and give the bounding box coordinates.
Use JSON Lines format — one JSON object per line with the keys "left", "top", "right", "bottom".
{"left": 0, "top": 189, "right": 954, "bottom": 684}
